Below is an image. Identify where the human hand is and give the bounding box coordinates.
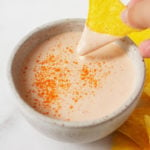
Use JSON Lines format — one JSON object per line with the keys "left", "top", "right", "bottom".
{"left": 122, "top": 0, "right": 150, "bottom": 58}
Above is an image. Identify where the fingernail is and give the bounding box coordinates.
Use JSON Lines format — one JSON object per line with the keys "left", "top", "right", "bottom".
{"left": 121, "top": 9, "right": 129, "bottom": 24}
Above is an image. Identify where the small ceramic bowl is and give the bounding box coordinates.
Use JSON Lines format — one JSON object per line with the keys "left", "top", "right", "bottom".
{"left": 8, "top": 18, "right": 145, "bottom": 143}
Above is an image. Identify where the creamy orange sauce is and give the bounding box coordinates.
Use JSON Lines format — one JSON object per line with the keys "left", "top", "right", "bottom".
{"left": 20, "top": 31, "right": 135, "bottom": 122}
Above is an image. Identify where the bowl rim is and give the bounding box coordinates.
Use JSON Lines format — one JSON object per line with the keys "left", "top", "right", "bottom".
{"left": 8, "top": 18, "right": 145, "bottom": 128}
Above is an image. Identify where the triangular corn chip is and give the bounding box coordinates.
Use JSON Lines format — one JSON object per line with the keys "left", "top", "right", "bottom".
{"left": 144, "top": 115, "right": 150, "bottom": 143}
{"left": 118, "top": 107, "right": 150, "bottom": 149}
{"left": 87, "top": 0, "right": 138, "bottom": 36}
{"left": 112, "top": 132, "right": 141, "bottom": 150}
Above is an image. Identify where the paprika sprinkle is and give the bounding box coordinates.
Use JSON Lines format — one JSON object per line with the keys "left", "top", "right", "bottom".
{"left": 20, "top": 31, "right": 135, "bottom": 122}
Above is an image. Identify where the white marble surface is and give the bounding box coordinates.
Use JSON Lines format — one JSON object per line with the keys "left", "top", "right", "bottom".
{"left": 0, "top": 112, "right": 112, "bottom": 150}
{"left": 0, "top": 0, "right": 129, "bottom": 149}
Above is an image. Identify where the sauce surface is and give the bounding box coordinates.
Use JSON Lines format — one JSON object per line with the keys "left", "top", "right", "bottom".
{"left": 20, "top": 31, "right": 135, "bottom": 122}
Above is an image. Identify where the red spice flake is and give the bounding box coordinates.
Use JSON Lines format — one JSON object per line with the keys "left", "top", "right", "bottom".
{"left": 34, "top": 99, "right": 39, "bottom": 101}
{"left": 55, "top": 110, "right": 58, "bottom": 113}
{"left": 75, "top": 91, "right": 79, "bottom": 95}
{"left": 69, "top": 105, "right": 74, "bottom": 109}
{"left": 43, "top": 112, "right": 49, "bottom": 115}
{"left": 25, "top": 94, "right": 28, "bottom": 98}
{"left": 43, "top": 100, "right": 50, "bottom": 103}
{"left": 81, "top": 65, "right": 89, "bottom": 77}
{"left": 24, "top": 66, "right": 28, "bottom": 70}
{"left": 83, "top": 83, "right": 86, "bottom": 86}
{"left": 31, "top": 90, "right": 35, "bottom": 93}
{"left": 36, "top": 59, "right": 40, "bottom": 63}
{"left": 38, "top": 55, "right": 41, "bottom": 58}
{"left": 73, "top": 98, "right": 78, "bottom": 103}
{"left": 53, "top": 77, "right": 57, "bottom": 80}
{"left": 65, "top": 60, "right": 69, "bottom": 64}
{"left": 73, "top": 61, "right": 78, "bottom": 64}
{"left": 55, "top": 68, "right": 61, "bottom": 72}
{"left": 40, "top": 66, "right": 49, "bottom": 71}
{"left": 66, "top": 47, "right": 73, "bottom": 53}
{"left": 40, "top": 55, "right": 55, "bottom": 64}
{"left": 59, "top": 79, "right": 71, "bottom": 90}
{"left": 43, "top": 104, "right": 49, "bottom": 107}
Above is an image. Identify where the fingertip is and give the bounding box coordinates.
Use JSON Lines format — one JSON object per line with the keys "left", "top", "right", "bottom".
{"left": 121, "top": 9, "right": 142, "bottom": 29}
{"left": 128, "top": 0, "right": 141, "bottom": 8}
{"left": 139, "top": 40, "right": 150, "bottom": 58}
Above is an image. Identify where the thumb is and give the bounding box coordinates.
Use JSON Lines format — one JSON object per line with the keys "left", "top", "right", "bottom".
{"left": 122, "top": 0, "right": 150, "bottom": 29}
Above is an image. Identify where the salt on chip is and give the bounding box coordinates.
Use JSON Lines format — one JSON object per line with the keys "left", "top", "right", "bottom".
{"left": 118, "top": 107, "right": 150, "bottom": 149}
{"left": 112, "top": 132, "right": 141, "bottom": 150}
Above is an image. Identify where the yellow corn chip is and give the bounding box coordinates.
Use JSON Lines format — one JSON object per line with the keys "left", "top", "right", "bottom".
{"left": 118, "top": 107, "right": 150, "bottom": 149}
{"left": 141, "top": 92, "right": 150, "bottom": 101}
{"left": 143, "top": 59, "right": 150, "bottom": 97}
{"left": 144, "top": 115, "right": 150, "bottom": 143}
{"left": 112, "top": 132, "right": 141, "bottom": 150}
{"left": 138, "top": 89, "right": 150, "bottom": 108}
{"left": 138, "top": 93, "right": 150, "bottom": 108}
{"left": 87, "top": 0, "right": 138, "bottom": 36}
{"left": 87, "top": 0, "right": 150, "bottom": 44}
{"left": 128, "top": 29, "right": 150, "bottom": 46}
{"left": 128, "top": 30, "right": 150, "bottom": 98}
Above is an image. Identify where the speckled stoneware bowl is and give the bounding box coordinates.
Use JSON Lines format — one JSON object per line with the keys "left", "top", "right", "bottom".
{"left": 8, "top": 19, "right": 145, "bottom": 143}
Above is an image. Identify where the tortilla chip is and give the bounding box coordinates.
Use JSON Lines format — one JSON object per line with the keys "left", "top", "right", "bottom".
{"left": 129, "top": 29, "right": 150, "bottom": 46}
{"left": 144, "top": 115, "right": 150, "bottom": 143}
{"left": 112, "top": 132, "right": 141, "bottom": 150}
{"left": 143, "top": 59, "right": 150, "bottom": 97}
{"left": 118, "top": 107, "right": 150, "bottom": 149}
{"left": 87, "top": 0, "right": 138, "bottom": 36}
{"left": 138, "top": 93, "right": 150, "bottom": 108}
